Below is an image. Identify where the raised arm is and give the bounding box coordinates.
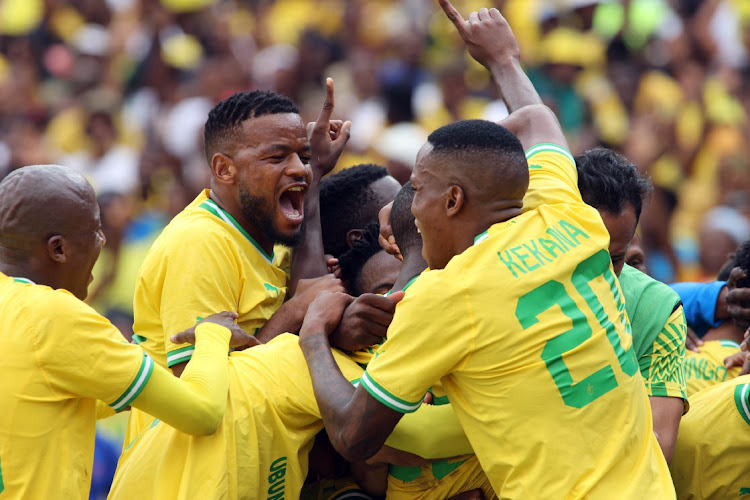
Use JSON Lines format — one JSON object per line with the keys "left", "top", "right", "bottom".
{"left": 439, "top": 0, "right": 567, "bottom": 150}
{"left": 288, "top": 78, "right": 351, "bottom": 295}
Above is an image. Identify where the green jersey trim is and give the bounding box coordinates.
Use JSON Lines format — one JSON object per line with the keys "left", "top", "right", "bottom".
{"left": 401, "top": 275, "right": 419, "bottom": 292}
{"left": 166, "top": 345, "right": 195, "bottom": 367}
{"left": 12, "top": 277, "right": 35, "bottom": 285}
{"left": 389, "top": 464, "right": 422, "bottom": 482}
{"left": 132, "top": 333, "right": 147, "bottom": 345}
{"left": 110, "top": 353, "right": 154, "bottom": 411}
{"left": 720, "top": 340, "right": 742, "bottom": 350}
{"left": 360, "top": 371, "right": 422, "bottom": 413}
{"left": 385, "top": 275, "right": 421, "bottom": 297}
{"left": 734, "top": 383, "right": 750, "bottom": 426}
{"left": 199, "top": 199, "right": 274, "bottom": 263}
{"left": 473, "top": 231, "right": 489, "bottom": 245}
{"left": 525, "top": 143, "right": 575, "bottom": 164}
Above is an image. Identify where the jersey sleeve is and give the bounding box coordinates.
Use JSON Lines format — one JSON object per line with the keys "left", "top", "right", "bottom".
{"left": 360, "top": 273, "right": 474, "bottom": 414}
{"left": 130, "top": 322, "right": 232, "bottom": 436}
{"left": 33, "top": 291, "right": 155, "bottom": 410}
{"left": 269, "top": 335, "right": 365, "bottom": 418}
{"left": 385, "top": 403, "right": 472, "bottom": 459}
{"left": 522, "top": 143, "right": 582, "bottom": 212}
{"left": 154, "top": 231, "right": 245, "bottom": 367}
{"left": 639, "top": 304, "right": 689, "bottom": 410}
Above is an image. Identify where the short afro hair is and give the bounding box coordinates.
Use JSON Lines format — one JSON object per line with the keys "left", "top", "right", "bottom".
{"left": 426, "top": 120, "right": 528, "bottom": 200}
{"left": 320, "top": 164, "right": 391, "bottom": 257}
{"left": 338, "top": 221, "right": 383, "bottom": 296}
{"left": 203, "top": 90, "right": 299, "bottom": 163}
{"left": 391, "top": 182, "right": 420, "bottom": 258}
{"left": 575, "top": 148, "right": 653, "bottom": 221}
{"left": 427, "top": 119, "right": 524, "bottom": 154}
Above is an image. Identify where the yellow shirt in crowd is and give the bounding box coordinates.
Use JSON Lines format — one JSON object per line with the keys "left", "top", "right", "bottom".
{"left": 684, "top": 340, "right": 742, "bottom": 397}
{"left": 361, "top": 144, "right": 674, "bottom": 498}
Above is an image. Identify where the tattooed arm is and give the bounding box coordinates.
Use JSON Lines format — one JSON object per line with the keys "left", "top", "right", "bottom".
{"left": 299, "top": 292, "right": 404, "bottom": 461}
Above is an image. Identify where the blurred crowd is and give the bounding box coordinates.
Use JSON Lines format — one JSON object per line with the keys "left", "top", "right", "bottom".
{"left": 2, "top": 0, "right": 750, "bottom": 329}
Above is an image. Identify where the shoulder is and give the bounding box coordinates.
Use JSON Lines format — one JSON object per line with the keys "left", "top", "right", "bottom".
{"left": 621, "top": 265, "right": 681, "bottom": 309}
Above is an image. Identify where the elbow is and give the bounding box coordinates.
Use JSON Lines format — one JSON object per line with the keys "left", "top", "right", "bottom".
{"left": 332, "top": 429, "right": 381, "bottom": 463}
{"left": 514, "top": 104, "right": 556, "bottom": 126}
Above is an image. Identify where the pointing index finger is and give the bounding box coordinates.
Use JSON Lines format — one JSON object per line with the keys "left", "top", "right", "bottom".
{"left": 438, "top": 0, "right": 468, "bottom": 35}
{"left": 315, "top": 77, "right": 335, "bottom": 128}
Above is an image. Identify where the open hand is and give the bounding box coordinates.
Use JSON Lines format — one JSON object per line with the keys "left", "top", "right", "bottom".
{"left": 438, "top": 0, "right": 519, "bottom": 69}
{"left": 307, "top": 78, "right": 352, "bottom": 177}
{"left": 170, "top": 311, "right": 261, "bottom": 349}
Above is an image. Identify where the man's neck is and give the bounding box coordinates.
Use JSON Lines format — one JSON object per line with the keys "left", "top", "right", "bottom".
{"left": 391, "top": 253, "right": 428, "bottom": 292}
{"left": 0, "top": 261, "right": 41, "bottom": 284}
{"left": 208, "top": 189, "right": 274, "bottom": 255}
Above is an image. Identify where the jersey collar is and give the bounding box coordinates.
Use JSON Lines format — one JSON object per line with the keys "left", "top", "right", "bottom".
{"left": 473, "top": 231, "right": 489, "bottom": 246}
{"left": 384, "top": 275, "right": 420, "bottom": 297}
{"left": 199, "top": 198, "right": 274, "bottom": 263}
{"left": 13, "top": 277, "right": 36, "bottom": 285}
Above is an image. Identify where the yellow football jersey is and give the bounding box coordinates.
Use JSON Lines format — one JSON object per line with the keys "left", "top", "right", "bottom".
{"left": 0, "top": 273, "right": 153, "bottom": 499}
{"left": 684, "top": 340, "right": 742, "bottom": 397}
{"left": 362, "top": 144, "right": 674, "bottom": 498}
{"left": 132, "top": 189, "right": 289, "bottom": 369}
{"left": 127, "top": 190, "right": 290, "bottom": 443}
{"left": 670, "top": 375, "right": 750, "bottom": 499}
{"left": 387, "top": 455, "right": 495, "bottom": 500}
{"left": 111, "top": 335, "right": 362, "bottom": 500}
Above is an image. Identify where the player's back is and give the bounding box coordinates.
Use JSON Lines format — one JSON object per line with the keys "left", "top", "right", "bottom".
{"left": 109, "top": 334, "right": 362, "bottom": 500}
{"left": 364, "top": 145, "right": 674, "bottom": 497}
{"left": 451, "top": 202, "right": 670, "bottom": 497}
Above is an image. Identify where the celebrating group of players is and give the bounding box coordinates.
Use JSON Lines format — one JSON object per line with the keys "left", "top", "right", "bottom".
{"left": 2, "top": 2, "right": 750, "bottom": 499}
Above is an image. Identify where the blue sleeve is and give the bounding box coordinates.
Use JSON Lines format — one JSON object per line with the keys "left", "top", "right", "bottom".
{"left": 669, "top": 281, "right": 726, "bottom": 337}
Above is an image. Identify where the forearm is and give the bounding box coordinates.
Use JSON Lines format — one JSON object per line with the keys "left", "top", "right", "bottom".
{"left": 255, "top": 297, "right": 306, "bottom": 342}
{"left": 301, "top": 333, "right": 394, "bottom": 461}
{"left": 131, "top": 323, "right": 230, "bottom": 436}
{"left": 386, "top": 403, "right": 472, "bottom": 459}
{"left": 488, "top": 58, "right": 542, "bottom": 113}
{"left": 649, "top": 396, "right": 684, "bottom": 464}
{"left": 289, "top": 178, "right": 328, "bottom": 296}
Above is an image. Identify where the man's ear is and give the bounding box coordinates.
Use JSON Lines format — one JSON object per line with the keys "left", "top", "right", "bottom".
{"left": 210, "top": 153, "right": 236, "bottom": 184}
{"left": 445, "top": 185, "right": 464, "bottom": 218}
{"left": 346, "top": 228, "right": 364, "bottom": 249}
{"left": 47, "top": 235, "right": 67, "bottom": 264}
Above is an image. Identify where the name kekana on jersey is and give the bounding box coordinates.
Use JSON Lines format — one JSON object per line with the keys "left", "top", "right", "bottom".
{"left": 497, "top": 219, "right": 590, "bottom": 278}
